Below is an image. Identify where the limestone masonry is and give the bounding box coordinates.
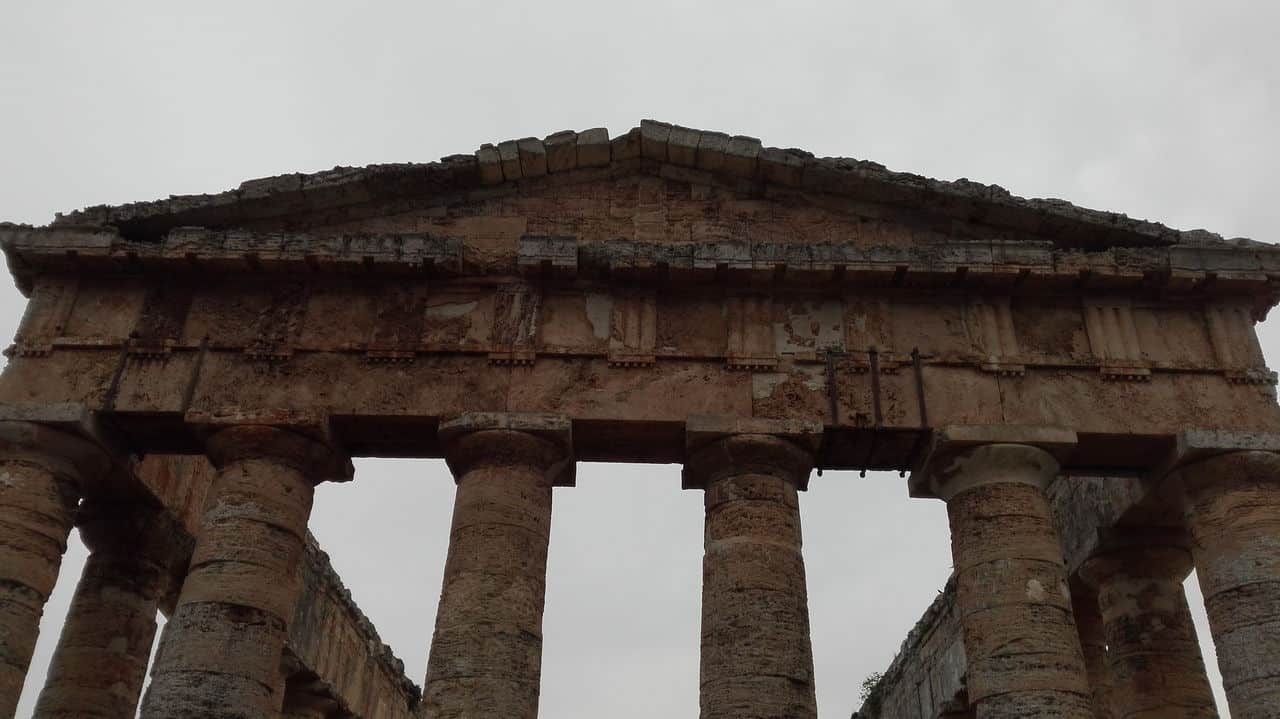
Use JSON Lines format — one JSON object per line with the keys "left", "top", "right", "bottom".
{"left": 1, "top": 120, "right": 1279, "bottom": 718}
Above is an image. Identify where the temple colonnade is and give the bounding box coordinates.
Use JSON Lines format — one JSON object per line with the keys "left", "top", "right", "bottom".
{"left": 1, "top": 414, "right": 1278, "bottom": 718}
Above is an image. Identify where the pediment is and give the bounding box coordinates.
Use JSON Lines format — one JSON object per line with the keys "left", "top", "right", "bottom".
{"left": 6, "top": 120, "right": 1278, "bottom": 306}
{"left": 39, "top": 120, "right": 1256, "bottom": 253}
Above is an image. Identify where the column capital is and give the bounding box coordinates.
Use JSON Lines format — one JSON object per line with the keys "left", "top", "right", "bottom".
{"left": 438, "top": 412, "right": 574, "bottom": 486}
{"left": 682, "top": 415, "right": 821, "bottom": 490}
{"left": 75, "top": 498, "right": 178, "bottom": 560}
{"left": 1155, "top": 429, "right": 1280, "bottom": 488}
{"left": 204, "top": 426, "right": 353, "bottom": 484}
{"left": 910, "top": 424, "right": 1077, "bottom": 500}
{"left": 0, "top": 420, "right": 112, "bottom": 486}
{"left": 1078, "top": 527, "right": 1195, "bottom": 589}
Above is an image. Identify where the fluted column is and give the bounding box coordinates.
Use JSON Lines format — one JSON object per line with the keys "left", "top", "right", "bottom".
{"left": 1176, "top": 449, "right": 1280, "bottom": 719}
{"left": 1079, "top": 534, "right": 1217, "bottom": 718}
{"left": 1070, "top": 584, "right": 1116, "bottom": 719}
{"left": 915, "top": 426, "right": 1092, "bottom": 718}
{"left": 33, "top": 500, "right": 174, "bottom": 718}
{"left": 422, "top": 413, "right": 572, "bottom": 719}
{"left": 684, "top": 415, "right": 821, "bottom": 719}
{"left": 0, "top": 420, "right": 109, "bottom": 717}
{"left": 140, "top": 425, "right": 351, "bottom": 719}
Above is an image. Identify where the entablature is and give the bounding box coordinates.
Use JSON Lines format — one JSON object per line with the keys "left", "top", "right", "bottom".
{"left": 6, "top": 226, "right": 1280, "bottom": 305}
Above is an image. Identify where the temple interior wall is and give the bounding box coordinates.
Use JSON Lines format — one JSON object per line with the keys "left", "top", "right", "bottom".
{"left": 134, "top": 455, "right": 422, "bottom": 717}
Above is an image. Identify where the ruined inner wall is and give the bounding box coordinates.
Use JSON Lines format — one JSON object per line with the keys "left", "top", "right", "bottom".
{"left": 855, "top": 578, "right": 965, "bottom": 719}
{"left": 135, "top": 456, "right": 421, "bottom": 718}
{"left": 854, "top": 471, "right": 1178, "bottom": 718}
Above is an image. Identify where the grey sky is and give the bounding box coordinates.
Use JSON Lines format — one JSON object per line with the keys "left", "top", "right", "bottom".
{"left": 3, "top": 2, "right": 1278, "bottom": 717}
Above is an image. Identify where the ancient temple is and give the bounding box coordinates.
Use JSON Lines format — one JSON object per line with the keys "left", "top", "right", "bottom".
{"left": 1, "top": 120, "right": 1278, "bottom": 718}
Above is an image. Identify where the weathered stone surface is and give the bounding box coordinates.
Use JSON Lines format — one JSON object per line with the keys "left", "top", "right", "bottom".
{"left": 853, "top": 577, "right": 967, "bottom": 719}
{"left": 476, "top": 144, "right": 503, "bottom": 186}
{"left": 932, "top": 443, "right": 1092, "bottom": 718}
{"left": 667, "top": 125, "right": 701, "bottom": 167}
{"left": 575, "top": 127, "right": 610, "bottom": 167}
{"left": 640, "top": 119, "right": 671, "bottom": 161}
{"left": 690, "top": 433, "right": 817, "bottom": 719}
{"left": 5, "top": 118, "right": 1280, "bottom": 719}
{"left": 1080, "top": 538, "right": 1217, "bottom": 718}
{"left": 516, "top": 137, "right": 548, "bottom": 178}
{"left": 1178, "top": 450, "right": 1280, "bottom": 719}
{"left": 1070, "top": 586, "right": 1116, "bottom": 719}
{"left": 140, "top": 427, "right": 344, "bottom": 719}
{"left": 543, "top": 130, "right": 577, "bottom": 174}
{"left": 0, "top": 421, "right": 107, "bottom": 717}
{"left": 422, "top": 420, "right": 570, "bottom": 719}
{"left": 33, "top": 501, "right": 170, "bottom": 719}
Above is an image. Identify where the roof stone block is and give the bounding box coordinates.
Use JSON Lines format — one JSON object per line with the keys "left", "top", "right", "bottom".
{"left": 696, "top": 132, "right": 730, "bottom": 172}
{"left": 667, "top": 125, "right": 701, "bottom": 167}
{"left": 516, "top": 137, "right": 548, "bottom": 178}
{"left": 497, "top": 140, "right": 522, "bottom": 181}
{"left": 576, "top": 128, "right": 611, "bottom": 167}
{"left": 544, "top": 131, "right": 578, "bottom": 173}
{"left": 723, "top": 135, "right": 762, "bottom": 178}
{"left": 640, "top": 120, "right": 672, "bottom": 161}
{"left": 611, "top": 127, "right": 642, "bottom": 162}
{"left": 475, "top": 144, "right": 504, "bottom": 186}
{"left": 759, "top": 147, "right": 810, "bottom": 186}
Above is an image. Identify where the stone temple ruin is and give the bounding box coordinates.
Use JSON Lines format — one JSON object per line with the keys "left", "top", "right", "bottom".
{"left": 1, "top": 119, "right": 1278, "bottom": 719}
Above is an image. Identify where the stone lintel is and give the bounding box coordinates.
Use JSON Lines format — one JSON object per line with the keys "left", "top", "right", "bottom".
{"left": 438, "top": 411, "right": 575, "bottom": 486}
{"left": 685, "top": 414, "right": 823, "bottom": 453}
{"left": 910, "top": 424, "right": 1078, "bottom": 499}
{"left": 185, "top": 407, "right": 335, "bottom": 439}
{"left": 682, "top": 414, "right": 822, "bottom": 491}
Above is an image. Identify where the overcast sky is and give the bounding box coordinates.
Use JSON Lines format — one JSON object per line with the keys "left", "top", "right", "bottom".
{"left": 3, "top": 2, "right": 1278, "bottom": 717}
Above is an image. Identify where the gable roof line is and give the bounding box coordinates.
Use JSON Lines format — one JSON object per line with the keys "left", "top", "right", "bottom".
{"left": 46, "top": 120, "right": 1258, "bottom": 250}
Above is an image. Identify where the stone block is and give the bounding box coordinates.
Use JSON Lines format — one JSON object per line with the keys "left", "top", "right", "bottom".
{"left": 696, "top": 131, "right": 730, "bottom": 172}
{"left": 543, "top": 130, "right": 577, "bottom": 173}
{"left": 758, "top": 147, "right": 809, "bottom": 186}
{"left": 723, "top": 135, "right": 762, "bottom": 178}
{"left": 497, "top": 140, "right": 522, "bottom": 181}
{"left": 516, "top": 137, "right": 547, "bottom": 178}
{"left": 610, "top": 126, "right": 642, "bottom": 161}
{"left": 517, "top": 235, "right": 577, "bottom": 275}
{"left": 667, "top": 125, "right": 701, "bottom": 167}
{"left": 576, "top": 127, "right": 611, "bottom": 167}
{"left": 685, "top": 413, "right": 823, "bottom": 453}
{"left": 640, "top": 119, "right": 672, "bottom": 161}
{"left": 476, "top": 144, "right": 504, "bottom": 185}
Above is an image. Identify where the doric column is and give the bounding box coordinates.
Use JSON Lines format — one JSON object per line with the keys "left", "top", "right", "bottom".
{"left": 1079, "top": 532, "right": 1217, "bottom": 718}
{"left": 422, "top": 413, "right": 572, "bottom": 719}
{"left": 684, "top": 415, "right": 821, "bottom": 719}
{"left": 914, "top": 426, "right": 1092, "bottom": 718}
{"left": 0, "top": 419, "right": 109, "bottom": 717}
{"left": 141, "top": 424, "right": 351, "bottom": 719}
{"left": 1070, "top": 583, "right": 1116, "bottom": 719}
{"left": 33, "top": 500, "right": 175, "bottom": 719}
{"left": 1174, "top": 446, "right": 1280, "bottom": 719}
